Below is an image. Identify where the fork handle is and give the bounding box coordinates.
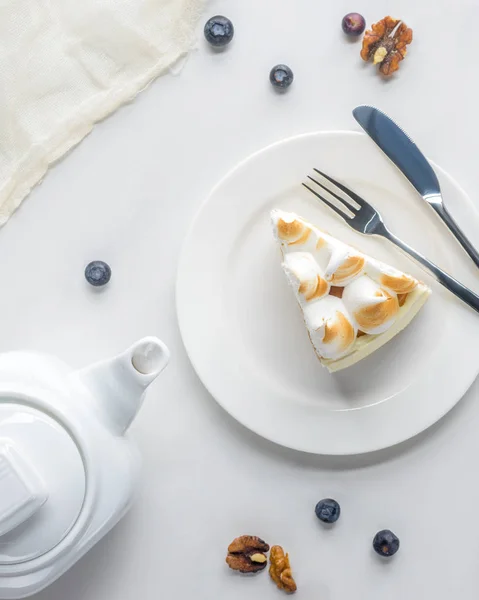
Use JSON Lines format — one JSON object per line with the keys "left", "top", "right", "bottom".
{"left": 384, "top": 229, "right": 479, "bottom": 314}
{"left": 433, "top": 203, "right": 479, "bottom": 270}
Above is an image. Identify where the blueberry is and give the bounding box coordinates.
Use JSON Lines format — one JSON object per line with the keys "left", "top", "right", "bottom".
{"left": 269, "top": 64, "right": 294, "bottom": 90}
{"left": 204, "top": 16, "right": 234, "bottom": 47}
{"left": 85, "top": 261, "right": 111, "bottom": 287}
{"left": 315, "top": 498, "right": 340, "bottom": 523}
{"left": 341, "top": 13, "right": 366, "bottom": 36}
{"left": 373, "top": 530, "right": 400, "bottom": 557}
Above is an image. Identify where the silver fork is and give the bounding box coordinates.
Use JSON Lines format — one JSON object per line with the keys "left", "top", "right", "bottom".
{"left": 303, "top": 169, "right": 479, "bottom": 314}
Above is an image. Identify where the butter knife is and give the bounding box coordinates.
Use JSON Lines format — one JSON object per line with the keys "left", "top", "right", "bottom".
{"left": 353, "top": 105, "right": 479, "bottom": 269}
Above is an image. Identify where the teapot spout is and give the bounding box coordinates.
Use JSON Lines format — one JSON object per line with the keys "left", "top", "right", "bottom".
{"left": 76, "top": 337, "right": 170, "bottom": 435}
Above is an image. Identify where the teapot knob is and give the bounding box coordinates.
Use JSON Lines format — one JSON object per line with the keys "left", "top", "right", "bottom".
{"left": 131, "top": 338, "right": 170, "bottom": 379}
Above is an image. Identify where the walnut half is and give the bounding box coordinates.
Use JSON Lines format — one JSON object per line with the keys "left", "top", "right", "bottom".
{"left": 269, "top": 545, "right": 297, "bottom": 593}
{"left": 361, "top": 16, "right": 413, "bottom": 76}
{"left": 226, "top": 535, "right": 270, "bottom": 573}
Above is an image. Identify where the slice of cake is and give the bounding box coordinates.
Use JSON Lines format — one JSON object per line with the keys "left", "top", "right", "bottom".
{"left": 272, "top": 210, "right": 431, "bottom": 372}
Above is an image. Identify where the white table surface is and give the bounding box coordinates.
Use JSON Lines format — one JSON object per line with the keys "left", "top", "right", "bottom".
{"left": 2, "top": 0, "right": 478, "bottom": 598}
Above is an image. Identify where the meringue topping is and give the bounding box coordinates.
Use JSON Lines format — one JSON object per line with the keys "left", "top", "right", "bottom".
{"left": 324, "top": 243, "right": 365, "bottom": 285}
{"left": 303, "top": 296, "right": 357, "bottom": 359}
{"left": 276, "top": 217, "right": 311, "bottom": 246}
{"left": 380, "top": 273, "right": 417, "bottom": 294}
{"left": 271, "top": 209, "right": 431, "bottom": 371}
{"left": 366, "top": 259, "right": 418, "bottom": 293}
{"left": 323, "top": 311, "right": 356, "bottom": 350}
{"left": 283, "top": 253, "right": 329, "bottom": 302}
{"left": 316, "top": 237, "right": 327, "bottom": 250}
{"left": 330, "top": 255, "right": 366, "bottom": 285}
{"left": 343, "top": 276, "right": 399, "bottom": 334}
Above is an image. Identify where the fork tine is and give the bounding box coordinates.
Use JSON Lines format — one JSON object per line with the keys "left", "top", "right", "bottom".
{"left": 307, "top": 175, "right": 358, "bottom": 213}
{"left": 313, "top": 168, "right": 365, "bottom": 207}
{"left": 301, "top": 183, "right": 351, "bottom": 221}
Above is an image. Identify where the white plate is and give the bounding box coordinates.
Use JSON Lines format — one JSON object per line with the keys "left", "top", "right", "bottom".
{"left": 177, "top": 132, "right": 479, "bottom": 455}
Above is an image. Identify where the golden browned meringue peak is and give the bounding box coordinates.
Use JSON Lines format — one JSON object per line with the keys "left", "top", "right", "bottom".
{"left": 303, "top": 296, "right": 357, "bottom": 359}
{"left": 271, "top": 209, "right": 431, "bottom": 371}
{"left": 341, "top": 275, "right": 402, "bottom": 335}
{"left": 331, "top": 255, "right": 365, "bottom": 285}
{"left": 366, "top": 258, "right": 420, "bottom": 294}
{"left": 323, "top": 311, "right": 356, "bottom": 352}
{"left": 276, "top": 217, "right": 311, "bottom": 246}
{"left": 380, "top": 273, "right": 417, "bottom": 294}
{"left": 353, "top": 289, "right": 399, "bottom": 332}
{"left": 283, "top": 252, "right": 330, "bottom": 303}
{"left": 316, "top": 237, "right": 327, "bottom": 250}
{"left": 300, "top": 275, "right": 329, "bottom": 301}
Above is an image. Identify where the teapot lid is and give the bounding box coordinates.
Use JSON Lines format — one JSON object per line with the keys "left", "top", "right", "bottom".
{"left": 0, "top": 402, "right": 85, "bottom": 564}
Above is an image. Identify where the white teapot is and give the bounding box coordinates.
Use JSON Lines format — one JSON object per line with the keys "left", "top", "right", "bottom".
{"left": 0, "top": 337, "right": 170, "bottom": 599}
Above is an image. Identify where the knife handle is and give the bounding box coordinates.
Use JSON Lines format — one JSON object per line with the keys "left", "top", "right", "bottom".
{"left": 432, "top": 203, "right": 479, "bottom": 269}
{"left": 384, "top": 229, "right": 479, "bottom": 314}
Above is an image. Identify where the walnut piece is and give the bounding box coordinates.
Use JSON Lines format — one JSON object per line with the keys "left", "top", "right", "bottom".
{"left": 360, "top": 16, "right": 413, "bottom": 76}
{"left": 269, "top": 545, "right": 297, "bottom": 593}
{"left": 226, "top": 535, "right": 270, "bottom": 573}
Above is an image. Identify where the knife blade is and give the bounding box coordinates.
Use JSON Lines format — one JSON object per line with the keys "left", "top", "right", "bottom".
{"left": 353, "top": 105, "right": 479, "bottom": 269}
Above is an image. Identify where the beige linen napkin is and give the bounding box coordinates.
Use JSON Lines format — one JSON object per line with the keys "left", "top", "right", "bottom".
{"left": 0, "top": 0, "right": 205, "bottom": 225}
